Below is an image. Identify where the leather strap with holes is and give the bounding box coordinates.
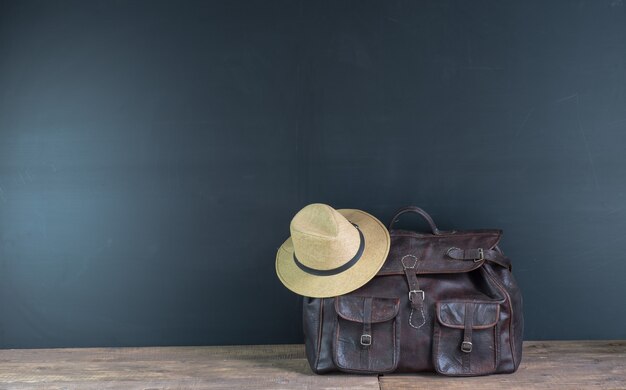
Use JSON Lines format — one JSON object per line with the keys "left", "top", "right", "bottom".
{"left": 446, "top": 247, "right": 512, "bottom": 270}
{"left": 462, "top": 302, "right": 475, "bottom": 373}
{"left": 401, "top": 256, "right": 425, "bottom": 328}
{"left": 360, "top": 298, "right": 373, "bottom": 370}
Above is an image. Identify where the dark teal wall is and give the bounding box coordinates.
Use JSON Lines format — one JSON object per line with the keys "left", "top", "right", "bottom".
{"left": 1, "top": 0, "right": 625, "bottom": 348}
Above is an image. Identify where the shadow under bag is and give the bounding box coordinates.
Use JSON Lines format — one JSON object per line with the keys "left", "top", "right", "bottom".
{"left": 303, "top": 206, "right": 524, "bottom": 376}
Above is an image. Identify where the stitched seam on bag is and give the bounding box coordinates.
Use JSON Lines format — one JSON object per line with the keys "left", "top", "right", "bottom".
{"left": 400, "top": 254, "right": 418, "bottom": 268}
{"left": 494, "top": 321, "right": 500, "bottom": 370}
{"left": 482, "top": 267, "right": 517, "bottom": 369}
{"left": 434, "top": 322, "right": 444, "bottom": 374}
{"left": 486, "top": 268, "right": 517, "bottom": 368}
{"left": 408, "top": 306, "right": 426, "bottom": 329}
{"left": 334, "top": 316, "right": 342, "bottom": 369}
{"left": 402, "top": 254, "right": 426, "bottom": 330}
{"left": 391, "top": 317, "right": 397, "bottom": 371}
{"left": 314, "top": 298, "right": 324, "bottom": 370}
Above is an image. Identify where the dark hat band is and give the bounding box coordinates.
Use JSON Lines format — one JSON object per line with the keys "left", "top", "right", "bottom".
{"left": 293, "top": 223, "right": 365, "bottom": 276}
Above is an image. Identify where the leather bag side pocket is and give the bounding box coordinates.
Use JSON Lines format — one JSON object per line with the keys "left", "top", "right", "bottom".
{"left": 433, "top": 301, "right": 500, "bottom": 376}
{"left": 333, "top": 295, "right": 401, "bottom": 373}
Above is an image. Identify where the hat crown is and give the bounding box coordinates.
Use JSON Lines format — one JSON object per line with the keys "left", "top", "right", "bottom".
{"left": 290, "top": 204, "right": 361, "bottom": 271}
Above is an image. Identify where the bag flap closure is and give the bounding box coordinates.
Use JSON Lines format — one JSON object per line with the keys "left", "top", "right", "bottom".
{"left": 377, "top": 229, "right": 502, "bottom": 276}
{"left": 437, "top": 301, "right": 500, "bottom": 329}
{"left": 335, "top": 296, "right": 400, "bottom": 323}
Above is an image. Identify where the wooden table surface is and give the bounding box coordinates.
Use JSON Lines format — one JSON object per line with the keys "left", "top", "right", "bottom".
{"left": 0, "top": 341, "right": 623, "bottom": 389}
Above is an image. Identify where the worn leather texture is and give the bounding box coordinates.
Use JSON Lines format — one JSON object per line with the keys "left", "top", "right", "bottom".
{"left": 302, "top": 206, "right": 524, "bottom": 376}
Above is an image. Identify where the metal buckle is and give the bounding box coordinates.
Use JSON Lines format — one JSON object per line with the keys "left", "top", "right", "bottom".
{"left": 461, "top": 341, "right": 473, "bottom": 353}
{"left": 474, "top": 248, "right": 484, "bottom": 263}
{"left": 408, "top": 290, "right": 424, "bottom": 302}
{"left": 360, "top": 334, "right": 372, "bottom": 346}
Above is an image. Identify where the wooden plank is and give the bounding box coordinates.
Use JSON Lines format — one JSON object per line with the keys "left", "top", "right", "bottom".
{"left": 379, "top": 340, "right": 626, "bottom": 390}
{"left": 0, "top": 344, "right": 379, "bottom": 390}
{"left": 0, "top": 341, "right": 623, "bottom": 389}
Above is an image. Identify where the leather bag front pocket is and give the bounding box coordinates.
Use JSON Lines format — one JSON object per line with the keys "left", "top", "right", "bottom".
{"left": 433, "top": 301, "right": 500, "bottom": 376}
{"left": 333, "top": 295, "right": 401, "bottom": 373}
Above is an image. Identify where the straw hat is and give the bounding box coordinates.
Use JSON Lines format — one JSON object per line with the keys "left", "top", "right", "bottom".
{"left": 275, "top": 203, "right": 391, "bottom": 298}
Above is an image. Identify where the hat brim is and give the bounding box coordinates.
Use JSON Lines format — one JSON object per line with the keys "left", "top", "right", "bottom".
{"left": 275, "top": 209, "right": 390, "bottom": 298}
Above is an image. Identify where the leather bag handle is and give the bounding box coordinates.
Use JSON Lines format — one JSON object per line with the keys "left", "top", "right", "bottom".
{"left": 388, "top": 206, "right": 442, "bottom": 235}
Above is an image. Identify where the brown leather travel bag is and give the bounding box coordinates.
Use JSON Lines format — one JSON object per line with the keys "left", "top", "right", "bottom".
{"left": 303, "top": 206, "right": 523, "bottom": 376}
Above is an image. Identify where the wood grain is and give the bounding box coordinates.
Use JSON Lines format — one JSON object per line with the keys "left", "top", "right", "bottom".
{"left": 380, "top": 340, "right": 626, "bottom": 390}
{"left": 0, "top": 344, "right": 378, "bottom": 390}
{"left": 0, "top": 341, "right": 623, "bottom": 389}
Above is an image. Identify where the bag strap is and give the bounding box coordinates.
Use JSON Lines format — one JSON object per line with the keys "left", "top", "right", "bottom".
{"left": 401, "top": 255, "right": 426, "bottom": 329}
{"left": 462, "top": 302, "right": 476, "bottom": 373}
{"left": 446, "top": 247, "right": 512, "bottom": 270}
{"left": 360, "top": 298, "right": 373, "bottom": 350}
{"left": 388, "top": 206, "right": 441, "bottom": 235}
